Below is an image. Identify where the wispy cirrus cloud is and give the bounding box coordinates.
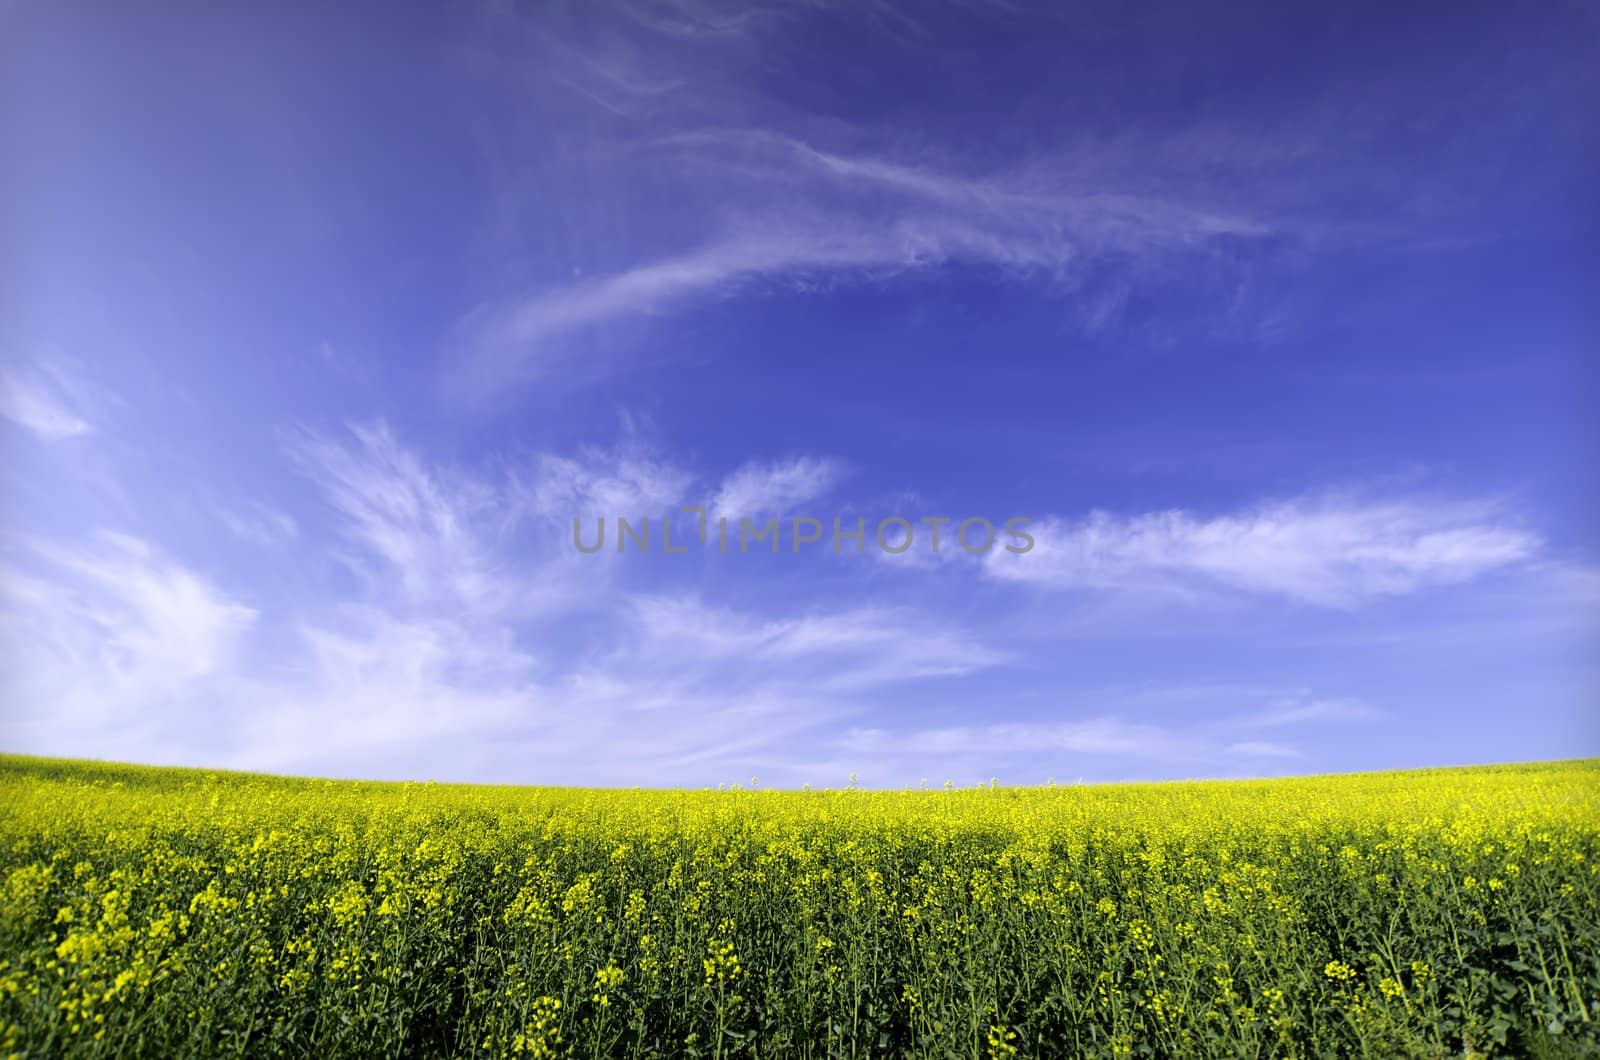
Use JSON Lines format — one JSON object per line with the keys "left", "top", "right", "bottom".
{"left": 287, "top": 423, "right": 511, "bottom": 614}
{"left": 2, "top": 417, "right": 1546, "bottom": 783}
{"left": 269, "top": 426, "right": 999, "bottom": 778}
{"left": 448, "top": 0, "right": 1464, "bottom": 403}
{"left": 450, "top": 5, "right": 1335, "bottom": 399}
{"left": 985, "top": 493, "right": 1539, "bottom": 607}
{"left": 0, "top": 420, "right": 1009, "bottom": 782}
{"left": 623, "top": 593, "right": 1005, "bottom": 689}
{"left": 287, "top": 423, "right": 684, "bottom": 629}
{"left": 519, "top": 443, "right": 696, "bottom": 519}
{"left": 710, "top": 455, "right": 842, "bottom": 520}
{"left": 453, "top": 146, "right": 1288, "bottom": 394}
{"left": 0, "top": 360, "right": 93, "bottom": 439}
{"left": 228, "top": 605, "right": 542, "bottom": 777}
{"left": 0, "top": 532, "right": 257, "bottom": 745}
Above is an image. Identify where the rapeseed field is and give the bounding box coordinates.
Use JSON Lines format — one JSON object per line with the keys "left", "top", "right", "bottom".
{"left": 1, "top": 755, "right": 1596, "bottom": 1058}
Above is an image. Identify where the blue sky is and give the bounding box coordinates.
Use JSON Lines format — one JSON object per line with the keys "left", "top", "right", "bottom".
{"left": 2, "top": 0, "right": 1596, "bottom": 786}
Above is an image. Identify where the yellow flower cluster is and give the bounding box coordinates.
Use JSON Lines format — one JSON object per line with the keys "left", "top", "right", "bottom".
{"left": 1, "top": 754, "right": 1597, "bottom": 1057}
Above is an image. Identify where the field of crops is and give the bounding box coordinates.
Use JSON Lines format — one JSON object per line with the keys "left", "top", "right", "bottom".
{"left": 2, "top": 756, "right": 1597, "bottom": 1058}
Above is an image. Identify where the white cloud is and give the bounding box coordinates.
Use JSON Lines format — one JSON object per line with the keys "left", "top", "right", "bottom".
{"left": 984, "top": 494, "right": 1539, "bottom": 606}
{"left": 0, "top": 422, "right": 1013, "bottom": 782}
{"left": 520, "top": 443, "right": 695, "bottom": 517}
{"left": 287, "top": 421, "right": 697, "bottom": 635}
{"left": 288, "top": 423, "right": 517, "bottom": 614}
{"left": 0, "top": 533, "right": 257, "bottom": 743}
{"left": 710, "top": 455, "right": 841, "bottom": 520}
{"left": 658, "top": 129, "right": 1273, "bottom": 246}
{"left": 447, "top": 0, "right": 1465, "bottom": 400}
{"left": 25, "top": 532, "right": 256, "bottom": 687}
{"left": 624, "top": 593, "right": 1005, "bottom": 689}
{"left": 226, "top": 607, "right": 540, "bottom": 775}
{"left": 451, "top": 120, "right": 1297, "bottom": 394}
{"left": 0, "top": 362, "right": 92, "bottom": 439}
{"left": 460, "top": 204, "right": 1264, "bottom": 393}
{"left": 455, "top": 225, "right": 914, "bottom": 389}
{"left": 0, "top": 525, "right": 921, "bottom": 784}
{"left": 226, "top": 589, "right": 1006, "bottom": 783}
{"left": 10, "top": 411, "right": 1522, "bottom": 786}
